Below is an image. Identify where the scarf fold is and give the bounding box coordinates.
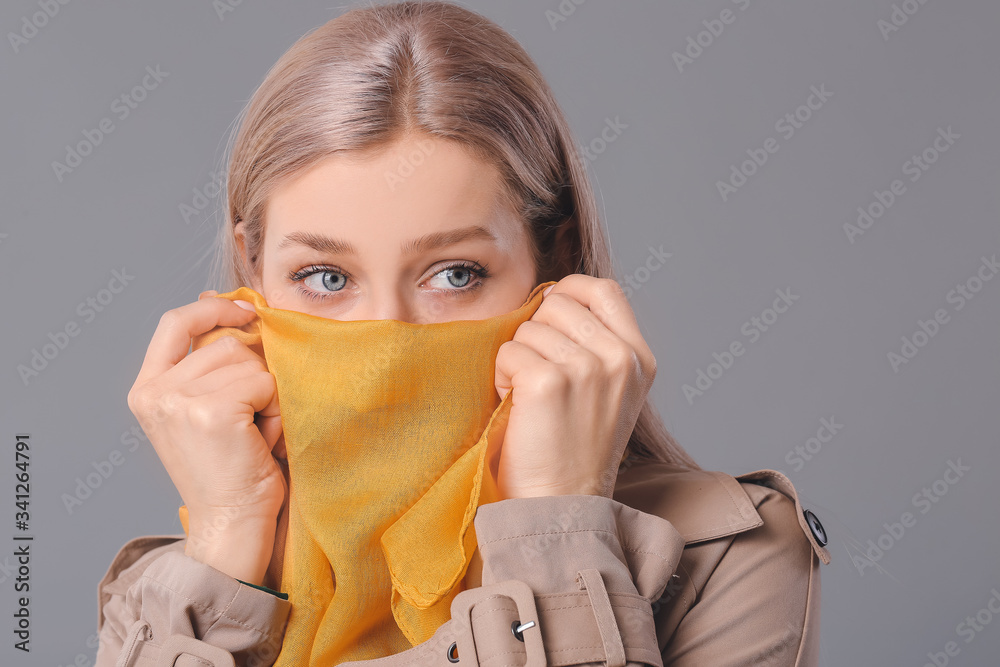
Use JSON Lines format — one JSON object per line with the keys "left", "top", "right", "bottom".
{"left": 177, "top": 280, "right": 556, "bottom": 664}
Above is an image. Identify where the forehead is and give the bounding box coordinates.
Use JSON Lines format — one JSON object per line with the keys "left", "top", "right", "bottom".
{"left": 263, "top": 135, "right": 519, "bottom": 247}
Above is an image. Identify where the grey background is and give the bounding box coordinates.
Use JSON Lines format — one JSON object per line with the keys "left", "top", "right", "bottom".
{"left": 2, "top": 0, "right": 998, "bottom": 664}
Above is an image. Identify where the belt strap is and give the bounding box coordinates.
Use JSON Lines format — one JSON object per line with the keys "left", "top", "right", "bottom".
{"left": 338, "top": 571, "right": 663, "bottom": 667}
{"left": 116, "top": 571, "right": 662, "bottom": 667}
{"left": 115, "top": 619, "right": 150, "bottom": 667}
{"left": 116, "top": 619, "right": 237, "bottom": 667}
{"left": 577, "top": 568, "right": 626, "bottom": 667}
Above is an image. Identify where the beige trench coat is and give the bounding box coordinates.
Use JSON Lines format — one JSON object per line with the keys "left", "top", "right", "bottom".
{"left": 95, "top": 462, "right": 830, "bottom": 667}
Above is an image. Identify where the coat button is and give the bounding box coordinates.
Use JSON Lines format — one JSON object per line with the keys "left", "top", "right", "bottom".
{"left": 803, "top": 509, "right": 827, "bottom": 547}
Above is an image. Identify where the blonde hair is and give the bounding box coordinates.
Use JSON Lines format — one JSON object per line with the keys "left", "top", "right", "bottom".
{"left": 207, "top": 0, "right": 700, "bottom": 471}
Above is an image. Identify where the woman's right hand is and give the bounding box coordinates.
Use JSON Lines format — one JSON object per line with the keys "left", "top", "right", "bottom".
{"left": 126, "top": 290, "right": 286, "bottom": 585}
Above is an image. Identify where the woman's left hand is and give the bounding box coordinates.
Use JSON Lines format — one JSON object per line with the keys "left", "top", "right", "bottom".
{"left": 491, "top": 275, "right": 658, "bottom": 500}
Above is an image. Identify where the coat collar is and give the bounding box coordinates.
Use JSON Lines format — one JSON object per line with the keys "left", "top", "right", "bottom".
{"left": 612, "top": 461, "right": 831, "bottom": 565}
{"left": 613, "top": 462, "right": 763, "bottom": 544}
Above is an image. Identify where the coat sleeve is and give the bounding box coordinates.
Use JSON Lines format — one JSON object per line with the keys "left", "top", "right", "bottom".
{"left": 658, "top": 484, "right": 822, "bottom": 666}
{"left": 95, "top": 535, "right": 291, "bottom": 667}
{"left": 471, "top": 492, "right": 688, "bottom": 667}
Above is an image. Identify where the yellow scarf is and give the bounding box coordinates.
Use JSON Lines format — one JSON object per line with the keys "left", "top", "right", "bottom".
{"left": 177, "top": 280, "right": 556, "bottom": 664}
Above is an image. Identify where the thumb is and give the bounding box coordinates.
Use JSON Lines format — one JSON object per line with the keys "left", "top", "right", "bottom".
{"left": 256, "top": 413, "right": 284, "bottom": 455}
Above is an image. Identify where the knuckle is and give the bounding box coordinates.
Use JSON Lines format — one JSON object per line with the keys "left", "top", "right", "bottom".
{"left": 157, "top": 308, "right": 183, "bottom": 330}
{"left": 128, "top": 382, "right": 159, "bottom": 416}
{"left": 598, "top": 278, "right": 626, "bottom": 313}
{"left": 529, "top": 365, "right": 569, "bottom": 395}
{"left": 129, "top": 382, "right": 176, "bottom": 433}
{"left": 601, "top": 276, "right": 624, "bottom": 292}
{"left": 600, "top": 277, "right": 626, "bottom": 300}
{"left": 159, "top": 389, "right": 186, "bottom": 418}
{"left": 256, "top": 367, "right": 277, "bottom": 390}
{"left": 495, "top": 339, "right": 518, "bottom": 363}
{"left": 187, "top": 399, "right": 216, "bottom": 429}
{"left": 512, "top": 320, "right": 540, "bottom": 340}
{"left": 610, "top": 345, "right": 641, "bottom": 378}
{"left": 126, "top": 384, "right": 139, "bottom": 412}
{"left": 608, "top": 351, "right": 632, "bottom": 377}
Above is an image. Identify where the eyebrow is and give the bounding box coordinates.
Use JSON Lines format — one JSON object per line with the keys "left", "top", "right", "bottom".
{"left": 276, "top": 225, "right": 498, "bottom": 256}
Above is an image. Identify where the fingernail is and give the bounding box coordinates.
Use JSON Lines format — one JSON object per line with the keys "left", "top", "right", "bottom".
{"left": 543, "top": 285, "right": 554, "bottom": 297}
{"left": 199, "top": 290, "right": 218, "bottom": 300}
{"left": 233, "top": 299, "right": 256, "bottom": 312}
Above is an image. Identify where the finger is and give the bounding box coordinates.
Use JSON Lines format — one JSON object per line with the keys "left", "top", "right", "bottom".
{"left": 135, "top": 297, "right": 258, "bottom": 386}
{"left": 196, "top": 364, "right": 283, "bottom": 454}
{"left": 530, "top": 289, "right": 629, "bottom": 372}
{"left": 273, "top": 433, "right": 286, "bottom": 459}
{"left": 536, "top": 275, "right": 653, "bottom": 371}
{"left": 257, "top": 414, "right": 284, "bottom": 456}
{"left": 509, "top": 319, "right": 603, "bottom": 368}
{"left": 231, "top": 367, "right": 280, "bottom": 419}
{"left": 494, "top": 339, "right": 550, "bottom": 402}
{"left": 205, "top": 367, "right": 280, "bottom": 423}
{"left": 170, "top": 335, "right": 265, "bottom": 385}
{"left": 180, "top": 357, "right": 269, "bottom": 398}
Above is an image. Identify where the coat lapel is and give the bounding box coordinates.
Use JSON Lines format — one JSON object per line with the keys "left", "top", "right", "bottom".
{"left": 613, "top": 462, "right": 763, "bottom": 544}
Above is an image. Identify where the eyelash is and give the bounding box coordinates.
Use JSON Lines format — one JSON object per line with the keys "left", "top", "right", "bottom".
{"left": 286, "top": 260, "right": 492, "bottom": 303}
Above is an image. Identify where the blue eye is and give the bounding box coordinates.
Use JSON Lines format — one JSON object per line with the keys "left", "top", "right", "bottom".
{"left": 287, "top": 261, "right": 491, "bottom": 303}
{"left": 427, "top": 265, "right": 476, "bottom": 290}
{"left": 303, "top": 270, "right": 346, "bottom": 294}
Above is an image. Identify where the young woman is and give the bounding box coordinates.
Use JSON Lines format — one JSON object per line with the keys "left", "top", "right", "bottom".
{"left": 96, "top": 3, "right": 830, "bottom": 666}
